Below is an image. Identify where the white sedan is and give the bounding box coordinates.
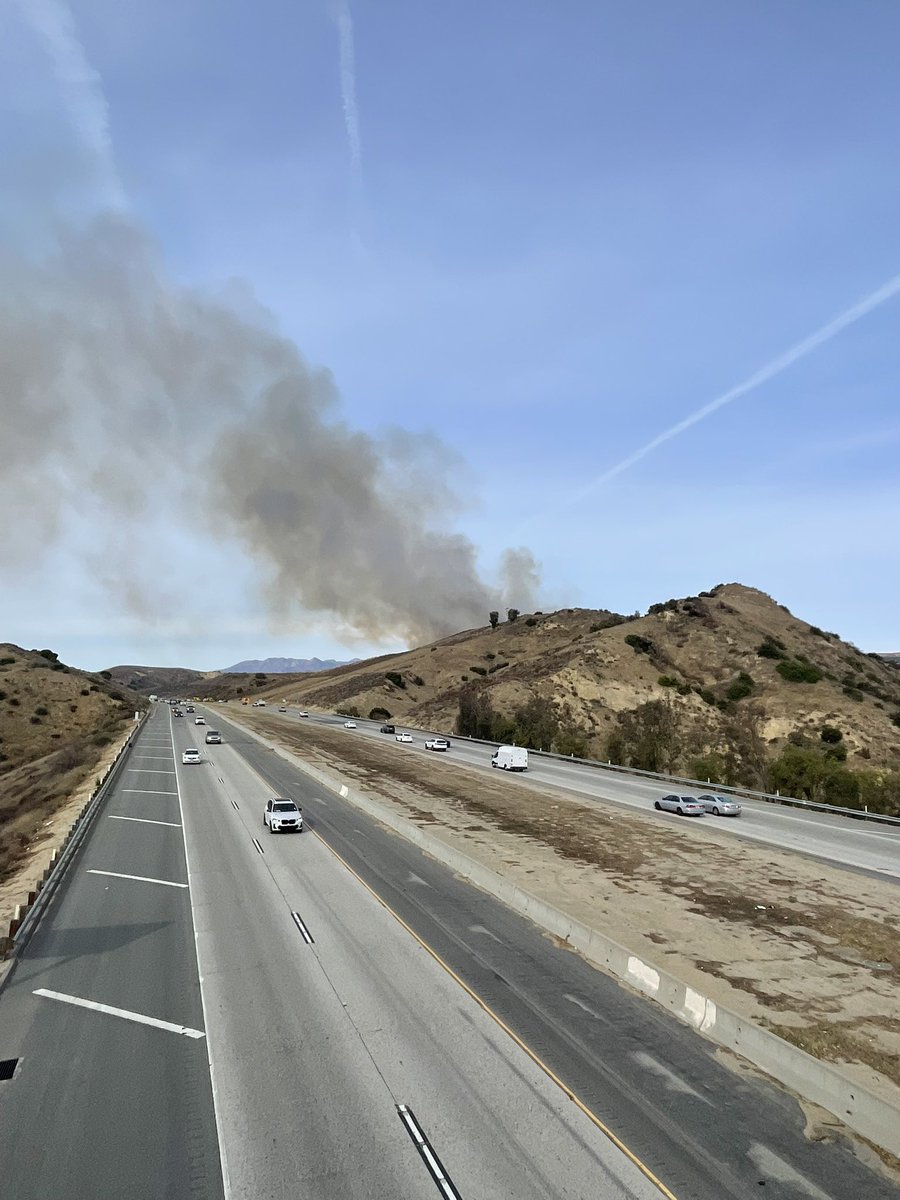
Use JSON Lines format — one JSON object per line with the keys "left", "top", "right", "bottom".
{"left": 654, "top": 794, "right": 705, "bottom": 816}
{"left": 425, "top": 738, "right": 450, "bottom": 751}
{"left": 395, "top": 732, "right": 413, "bottom": 743}
{"left": 194, "top": 717, "right": 206, "bottom": 725}
{"left": 182, "top": 748, "right": 201, "bottom": 765}
{"left": 343, "top": 720, "right": 357, "bottom": 729}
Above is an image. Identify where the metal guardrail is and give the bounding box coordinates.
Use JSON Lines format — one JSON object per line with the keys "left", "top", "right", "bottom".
{"left": 318, "top": 712, "right": 900, "bottom": 829}
{"left": 2, "top": 711, "right": 150, "bottom": 962}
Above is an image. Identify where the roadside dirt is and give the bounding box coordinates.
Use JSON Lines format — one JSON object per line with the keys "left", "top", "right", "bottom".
{"left": 0, "top": 726, "right": 135, "bottom": 934}
{"left": 236, "top": 709, "right": 900, "bottom": 1106}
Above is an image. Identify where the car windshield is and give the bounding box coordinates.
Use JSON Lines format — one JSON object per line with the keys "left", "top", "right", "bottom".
{"left": 273, "top": 801, "right": 296, "bottom": 812}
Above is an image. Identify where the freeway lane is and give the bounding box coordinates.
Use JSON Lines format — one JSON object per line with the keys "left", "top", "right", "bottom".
{"left": 0, "top": 707, "right": 223, "bottom": 1200}
{"left": 203, "top": 706, "right": 900, "bottom": 1200}
{"left": 260, "top": 706, "right": 900, "bottom": 879}
{"left": 175, "top": 715, "right": 666, "bottom": 1198}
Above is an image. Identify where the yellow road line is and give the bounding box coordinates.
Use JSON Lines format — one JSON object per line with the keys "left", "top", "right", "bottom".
{"left": 313, "top": 829, "right": 680, "bottom": 1200}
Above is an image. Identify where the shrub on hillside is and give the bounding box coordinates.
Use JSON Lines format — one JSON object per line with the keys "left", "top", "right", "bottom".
{"left": 385, "top": 671, "right": 406, "bottom": 688}
{"left": 336, "top": 705, "right": 360, "bottom": 718}
{"left": 368, "top": 707, "right": 392, "bottom": 721}
{"left": 507, "top": 608, "right": 520, "bottom": 623}
{"left": 891, "top": 711, "right": 900, "bottom": 728}
{"left": 411, "top": 675, "right": 424, "bottom": 687}
{"left": 726, "top": 672, "right": 755, "bottom": 701}
{"left": 658, "top": 675, "right": 678, "bottom": 688}
{"left": 525, "top": 617, "right": 538, "bottom": 626}
{"left": 469, "top": 666, "right": 487, "bottom": 676}
{"left": 842, "top": 686, "right": 864, "bottom": 702}
{"left": 820, "top": 725, "right": 843, "bottom": 744}
{"left": 776, "top": 659, "right": 823, "bottom": 684}
{"left": 756, "top": 639, "right": 787, "bottom": 660}
{"left": 767, "top": 746, "right": 859, "bottom": 807}
{"left": 624, "top": 634, "right": 654, "bottom": 655}
{"left": 0, "top": 656, "right": 16, "bottom": 666}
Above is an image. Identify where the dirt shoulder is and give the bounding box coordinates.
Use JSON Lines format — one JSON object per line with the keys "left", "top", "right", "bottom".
{"left": 0, "top": 724, "right": 136, "bottom": 933}
{"left": 235, "top": 709, "right": 900, "bottom": 1106}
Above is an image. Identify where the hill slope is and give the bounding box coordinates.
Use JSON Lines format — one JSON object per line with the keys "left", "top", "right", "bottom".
{"left": 221, "top": 656, "right": 353, "bottom": 674}
{"left": 0, "top": 644, "right": 148, "bottom": 880}
{"left": 105, "top": 664, "right": 213, "bottom": 696}
{"left": 245, "top": 584, "right": 900, "bottom": 797}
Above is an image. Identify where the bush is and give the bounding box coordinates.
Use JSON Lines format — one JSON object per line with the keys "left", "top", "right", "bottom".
{"left": 385, "top": 671, "right": 406, "bottom": 689}
{"left": 507, "top": 608, "right": 520, "bottom": 623}
{"left": 30, "top": 716, "right": 42, "bottom": 724}
{"left": 336, "top": 705, "right": 360, "bottom": 718}
{"left": 658, "top": 675, "right": 678, "bottom": 688}
{"left": 808, "top": 626, "right": 829, "bottom": 638}
{"left": 0, "top": 656, "right": 15, "bottom": 666}
{"left": 37, "top": 649, "right": 59, "bottom": 662}
{"left": 700, "top": 689, "right": 716, "bottom": 706}
{"left": 9, "top": 697, "right": 20, "bottom": 707}
{"left": 757, "top": 640, "right": 787, "bottom": 660}
{"left": 525, "top": 617, "right": 538, "bottom": 626}
{"left": 820, "top": 725, "right": 843, "bottom": 744}
{"left": 411, "top": 675, "right": 424, "bottom": 687}
{"left": 470, "top": 666, "right": 487, "bottom": 676}
{"left": 726, "top": 672, "right": 754, "bottom": 701}
{"left": 768, "top": 746, "right": 860, "bottom": 807}
{"left": 483, "top": 652, "right": 496, "bottom": 660}
{"left": 99, "top": 670, "right": 112, "bottom": 680}
{"left": 34, "top": 706, "right": 49, "bottom": 716}
{"left": 776, "top": 659, "right": 823, "bottom": 684}
{"left": 624, "top": 634, "right": 654, "bottom": 654}
{"left": 460, "top": 675, "right": 469, "bottom": 682}
{"left": 843, "top": 686, "right": 864, "bottom": 702}
{"left": 368, "top": 707, "right": 392, "bottom": 721}
{"left": 70, "top": 704, "right": 78, "bottom": 713}
{"left": 488, "top": 662, "right": 509, "bottom": 674}
{"left": 891, "top": 711, "right": 900, "bottom": 728}
{"left": 92, "top": 734, "right": 112, "bottom": 746}
{"left": 489, "top": 611, "right": 499, "bottom": 629}
{"left": 80, "top": 688, "right": 90, "bottom": 696}
{"left": 676, "top": 682, "right": 693, "bottom": 695}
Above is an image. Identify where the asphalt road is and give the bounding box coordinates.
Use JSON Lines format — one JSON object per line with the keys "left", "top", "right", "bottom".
{"left": 2, "top": 703, "right": 897, "bottom": 1199}
{"left": 196, "top": 704, "right": 900, "bottom": 1200}
{"left": 252, "top": 704, "right": 900, "bottom": 880}
{"left": 0, "top": 707, "right": 224, "bottom": 1200}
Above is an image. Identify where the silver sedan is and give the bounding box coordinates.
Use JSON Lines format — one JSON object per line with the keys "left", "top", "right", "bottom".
{"left": 697, "top": 794, "right": 742, "bottom": 816}
{"left": 654, "top": 794, "right": 706, "bottom": 816}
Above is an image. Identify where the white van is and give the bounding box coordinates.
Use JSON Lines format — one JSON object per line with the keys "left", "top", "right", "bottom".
{"left": 491, "top": 745, "right": 528, "bottom": 771}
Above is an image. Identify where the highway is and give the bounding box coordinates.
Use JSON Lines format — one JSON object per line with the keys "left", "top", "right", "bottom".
{"left": 254, "top": 705, "right": 900, "bottom": 880}
{"left": 0, "top": 702, "right": 897, "bottom": 1198}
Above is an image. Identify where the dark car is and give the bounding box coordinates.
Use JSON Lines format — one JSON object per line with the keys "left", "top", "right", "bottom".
{"left": 380, "top": 724, "right": 396, "bottom": 734}
{"left": 173, "top": 709, "right": 183, "bottom": 717}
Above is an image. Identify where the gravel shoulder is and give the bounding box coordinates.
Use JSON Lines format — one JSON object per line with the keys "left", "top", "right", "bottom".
{"left": 237, "top": 709, "right": 900, "bottom": 1106}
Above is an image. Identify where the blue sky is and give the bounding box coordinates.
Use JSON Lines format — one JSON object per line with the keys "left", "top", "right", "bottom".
{"left": 2, "top": 1, "right": 899, "bottom": 669}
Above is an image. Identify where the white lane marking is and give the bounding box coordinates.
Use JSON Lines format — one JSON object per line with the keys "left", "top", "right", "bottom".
{"left": 290, "top": 912, "right": 315, "bottom": 944}
{"left": 109, "top": 815, "right": 182, "bottom": 828}
{"left": 230, "top": 799, "right": 240, "bottom": 811}
{"left": 34, "top": 989, "right": 205, "bottom": 1039}
{"left": 122, "top": 788, "right": 179, "bottom": 796}
{"left": 563, "top": 993, "right": 602, "bottom": 1019}
{"left": 747, "top": 1145, "right": 834, "bottom": 1200}
{"left": 131, "top": 755, "right": 174, "bottom": 761}
{"left": 407, "top": 872, "right": 431, "bottom": 887}
{"left": 469, "top": 924, "right": 502, "bottom": 943}
{"left": 251, "top": 837, "right": 264, "bottom": 855}
{"left": 397, "top": 1105, "right": 461, "bottom": 1199}
{"left": 127, "top": 768, "right": 176, "bottom": 775}
{"left": 354, "top": 828, "right": 369, "bottom": 839}
{"left": 630, "top": 1050, "right": 708, "bottom": 1101}
{"left": 87, "top": 869, "right": 188, "bottom": 888}
{"left": 169, "top": 707, "right": 233, "bottom": 1196}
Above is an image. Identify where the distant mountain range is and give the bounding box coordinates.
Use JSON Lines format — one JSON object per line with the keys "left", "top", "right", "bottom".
{"left": 221, "top": 656, "right": 356, "bottom": 674}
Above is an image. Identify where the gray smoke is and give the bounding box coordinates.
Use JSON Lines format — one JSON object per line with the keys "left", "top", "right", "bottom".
{"left": 0, "top": 215, "right": 540, "bottom": 644}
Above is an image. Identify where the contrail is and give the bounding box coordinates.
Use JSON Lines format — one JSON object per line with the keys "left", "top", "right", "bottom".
{"left": 330, "top": 0, "right": 364, "bottom": 218}
{"left": 16, "top": 0, "right": 126, "bottom": 210}
{"left": 576, "top": 270, "right": 900, "bottom": 497}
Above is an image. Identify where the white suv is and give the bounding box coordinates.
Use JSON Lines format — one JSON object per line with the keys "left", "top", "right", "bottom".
{"left": 182, "top": 748, "right": 201, "bottom": 765}
{"left": 263, "top": 798, "right": 303, "bottom": 833}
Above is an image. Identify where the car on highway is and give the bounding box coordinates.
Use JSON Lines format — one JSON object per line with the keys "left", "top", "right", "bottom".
{"left": 395, "top": 732, "right": 413, "bottom": 743}
{"left": 263, "top": 798, "right": 303, "bottom": 834}
{"left": 173, "top": 709, "right": 183, "bottom": 717}
{"left": 697, "top": 794, "right": 742, "bottom": 816}
{"left": 278, "top": 705, "right": 287, "bottom": 712}
{"left": 492, "top": 745, "right": 528, "bottom": 771}
{"left": 380, "top": 723, "right": 396, "bottom": 734}
{"left": 182, "top": 748, "right": 201, "bottom": 765}
{"left": 654, "top": 794, "right": 706, "bottom": 816}
{"left": 205, "top": 730, "right": 222, "bottom": 744}
{"left": 186, "top": 706, "right": 195, "bottom": 713}
{"left": 425, "top": 738, "right": 450, "bottom": 752}
{"left": 194, "top": 717, "right": 206, "bottom": 725}
{"left": 299, "top": 711, "right": 309, "bottom": 718}
{"left": 343, "top": 720, "right": 357, "bottom": 729}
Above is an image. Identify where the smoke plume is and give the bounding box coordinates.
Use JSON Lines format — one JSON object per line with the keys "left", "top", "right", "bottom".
{"left": 0, "top": 215, "right": 538, "bottom": 644}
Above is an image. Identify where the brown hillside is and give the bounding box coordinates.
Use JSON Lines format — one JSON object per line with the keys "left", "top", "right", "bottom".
{"left": 106, "top": 663, "right": 215, "bottom": 696}
{"left": 244, "top": 585, "right": 900, "bottom": 775}
{"left": 0, "top": 644, "right": 147, "bottom": 881}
